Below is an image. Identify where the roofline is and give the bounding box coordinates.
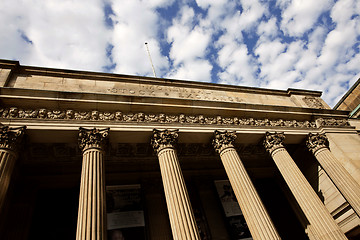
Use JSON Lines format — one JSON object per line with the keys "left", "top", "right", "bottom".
{"left": 334, "top": 77, "right": 360, "bottom": 110}
{"left": 0, "top": 59, "right": 322, "bottom": 97}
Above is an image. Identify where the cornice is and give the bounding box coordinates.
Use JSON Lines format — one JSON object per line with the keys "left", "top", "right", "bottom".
{"left": 334, "top": 77, "right": 360, "bottom": 110}
{"left": 0, "top": 59, "right": 19, "bottom": 69}
{"left": 0, "top": 59, "right": 322, "bottom": 97}
{"left": 0, "top": 87, "right": 350, "bottom": 118}
{"left": 0, "top": 106, "right": 351, "bottom": 129}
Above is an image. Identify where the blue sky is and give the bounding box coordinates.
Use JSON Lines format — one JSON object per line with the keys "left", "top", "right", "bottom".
{"left": 0, "top": 0, "right": 359, "bottom": 107}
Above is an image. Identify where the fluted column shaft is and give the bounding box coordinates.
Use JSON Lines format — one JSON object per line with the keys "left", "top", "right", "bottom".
{"left": 213, "top": 130, "right": 281, "bottom": 240}
{"left": 307, "top": 133, "right": 360, "bottom": 217}
{"left": 76, "top": 128, "right": 109, "bottom": 240}
{"left": 151, "top": 129, "right": 200, "bottom": 240}
{"left": 0, "top": 126, "right": 25, "bottom": 211}
{"left": 0, "top": 149, "right": 17, "bottom": 210}
{"left": 264, "top": 132, "right": 347, "bottom": 240}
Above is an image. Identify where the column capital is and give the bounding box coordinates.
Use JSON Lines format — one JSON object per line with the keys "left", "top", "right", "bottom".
{"left": 212, "top": 130, "right": 236, "bottom": 154}
{"left": 0, "top": 126, "right": 26, "bottom": 152}
{"left": 78, "top": 127, "right": 109, "bottom": 152}
{"left": 151, "top": 129, "right": 179, "bottom": 154}
{"left": 263, "top": 132, "right": 285, "bottom": 154}
{"left": 306, "top": 133, "right": 329, "bottom": 154}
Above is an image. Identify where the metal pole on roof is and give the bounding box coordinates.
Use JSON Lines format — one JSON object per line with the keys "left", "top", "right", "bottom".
{"left": 145, "top": 42, "right": 157, "bottom": 78}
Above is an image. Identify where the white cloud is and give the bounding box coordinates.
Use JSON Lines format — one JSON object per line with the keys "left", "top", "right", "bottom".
{"left": 147, "top": 0, "right": 176, "bottom": 8}
{"left": 237, "top": 0, "right": 267, "bottom": 32}
{"left": 165, "top": 5, "right": 212, "bottom": 80}
{"left": 0, "top": 0, "right": 110, "bottom": 71}
{"left": 257, "top": 17, "right": 278, "bottom": 39}
{"left": 217, "top": 43, "right": 257, "bottom": 86}
{"left": 330, "top": 0, "right": 357, "bottom": 25}
{"left": 255, "top": 40, "right": 286, "bottom": 65}
{"left": 166, "top": 59, "right": 212, "bottom": 82}
{"left": 110, "top": 0, "right": 169, "bottom": 76}
{"left": 0, "top": 0, "right": 359, "bottom": 108}
{"left": 318, "top": 21, "right": 357, "bottom": 69}
{"left": 167, "top": 7, "right": 211, "bottom": 65}
{"left": 280, "top": 0, "right": 334, "bottom": 36}
{"left": 257, "top": 41, "right": 303, "bottom": 88}
{"left": 196, "top": 0, "right": 236, "bottom": 32}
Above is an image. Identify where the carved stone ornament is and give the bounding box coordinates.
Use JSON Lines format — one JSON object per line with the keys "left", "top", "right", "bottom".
{"left": 263, "top": 132, "right": 285, "bottom": 154}
{"left": 0, "top": 106, "right": 322, "bottom": 129}
{"left": 306, "top": 133, "right": 329, "bottom": 154}
{"left": 78, "top": 127, "right": 109, "bottom": 152}
{"left": 0, "top": 126, "right": 26, "bottom": 151}
{"left": 150, "top": 129, "right": 179, "bottom": 153}
{"left": 212, "top": 130, "right": 237, "bottom": 154}
{"left": 316, "top": 118, "right": 349, "bottom": 127}
{"left": 303, "top": 97, "right": 325, "bottom": 109}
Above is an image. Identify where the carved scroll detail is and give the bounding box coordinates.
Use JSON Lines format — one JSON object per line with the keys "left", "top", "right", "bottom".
{"left": 212, "top": 130, "right": 237, "bottom": 154}
{"left": 0, "top": 126, "right": 26, "bottom": 151}
{"left": 306, "top": 133, "right": 329, "bottom": 154}
{"left": 78, "top": 127, "right": 109, "bottom": 151}
{"left": 263, "top": 132, "right": 285, "bottom": 154}
{"left": 303, "top": 97, "right": 325, "bottom": 109}
{"left": 316, "top": 118, "right": 349, "bottom": 127}
{"left": 150, "top": 129, "right": 179, "bottom": 153}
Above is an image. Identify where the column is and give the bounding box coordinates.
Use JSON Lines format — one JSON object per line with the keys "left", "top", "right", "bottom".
{"left": 150, "top": 129, "right": 200, "bottom": 240}
{"left": 0, "top": 126, "right": 26, "bottom": 211}
{"left": 264, "top": 132, "right": 347, "bottom": 240}
{"left": 307, "top": 133, "right": 360, "bottom": 217}
{"left": 76, "top": 127, "right": 109, "bottom": 240}
{"left": 212, "top": 130, "right": 281, "bottom": 240}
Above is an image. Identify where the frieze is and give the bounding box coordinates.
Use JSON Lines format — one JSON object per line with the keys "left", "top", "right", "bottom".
{"left": 316, "top": 118, "right": 350, "bottom": 127}
{"left": 26, "top": 143, "right": 268, "bottom": 162}
{"left": 0, "top": 106, "right": 348, "bottom": 129}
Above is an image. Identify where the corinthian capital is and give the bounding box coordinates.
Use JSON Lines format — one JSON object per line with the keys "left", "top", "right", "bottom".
{"left": 212, "top": 130, "right": 236, "bottom": 154}
{"left": 263, "top": 132, "right": 285, "bottom": 154}
{"left": 0, "top": 126, "right": 26, "bottom": 151}
{"left": 78, "top": 127, "right": 109, "bottom": 151}
{"left": 306, "top": 133, "right": 329, "bottom": 154}
{"left": 151, "top": 129, "right": 179, "bottom": 153}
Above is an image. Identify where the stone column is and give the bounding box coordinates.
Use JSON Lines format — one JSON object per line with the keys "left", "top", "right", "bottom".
{"left": 76, "top": 127, "right": 109, "bottom": 240}
{"left": 307, "top": 133, "right": 360, "bottom": 217}
{"left": 212, "top": 130, "right": 281, "bottom": 240}
{"left": 264, "top": 132, "right": 347, "bottom": 240}
{"left": 0, "top": 126, "right": 26, "bottom": 211}
{"left": 151, "top": 129, "right": 200, "bottom": 240}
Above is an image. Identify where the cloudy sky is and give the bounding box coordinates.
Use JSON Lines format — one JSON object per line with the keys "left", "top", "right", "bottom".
{"left": 0, "top": 0, "right": 359, "bottom": 107}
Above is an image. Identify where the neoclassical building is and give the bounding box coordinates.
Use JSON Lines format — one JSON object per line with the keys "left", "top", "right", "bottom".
{"left": 0, "top": 59, "right": 360, "bottom": 240}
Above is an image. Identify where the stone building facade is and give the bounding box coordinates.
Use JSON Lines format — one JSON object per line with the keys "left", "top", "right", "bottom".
{"left": 0, "top": 59, "right": 360, "bottom": 239}
{"left": 334, "top": 77, "right": 360, "bottom": 120}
